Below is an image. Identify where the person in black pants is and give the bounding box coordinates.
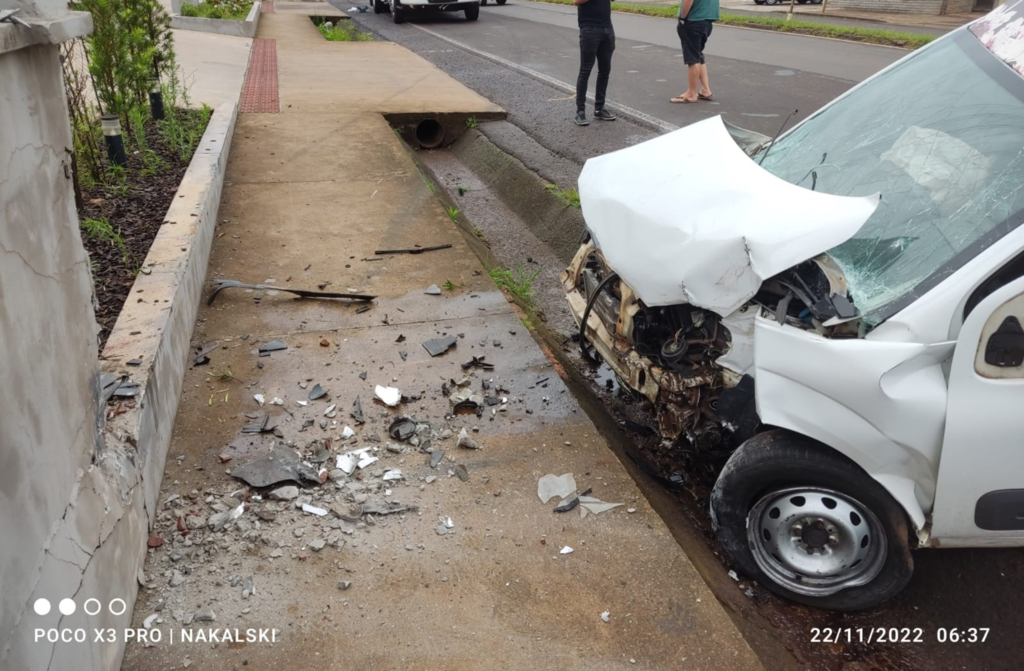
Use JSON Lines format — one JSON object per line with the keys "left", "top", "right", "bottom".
{"left": 573, "top": 0, "right": 616, "bottom": 126}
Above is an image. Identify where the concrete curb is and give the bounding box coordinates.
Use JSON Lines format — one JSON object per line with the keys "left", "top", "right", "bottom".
{"left": 442, "top": 127, "right": 586, "bottom": 265}
{"left": 171, "top": 1, "right": 262, "bottom": 38}
{"left": 101, "top": 101, "right": 239, "bottom": 526}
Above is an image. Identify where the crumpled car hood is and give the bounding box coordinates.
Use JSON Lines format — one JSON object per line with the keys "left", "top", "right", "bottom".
{"left": 578, "top": 115, "right": 881, "bottom": 315}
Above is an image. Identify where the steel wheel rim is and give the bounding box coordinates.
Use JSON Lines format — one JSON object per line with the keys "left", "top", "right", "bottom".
{"left": 747, "top": 486, "right": 887, "bottom": 597}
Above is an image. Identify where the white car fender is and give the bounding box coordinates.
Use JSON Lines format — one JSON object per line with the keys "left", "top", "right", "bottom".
{"left": 752, "top": 315, "right": 954, "bottom": 533}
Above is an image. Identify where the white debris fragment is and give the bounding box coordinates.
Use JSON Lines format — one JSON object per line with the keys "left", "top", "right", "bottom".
{"left": 296, "top": 400, "right": 308, "bottom": 407}
{"left": 440, "top": 516, "right": 454, "bottom": 529}
{"left": 342, "top": 425, "right": 355, "bottom": 439}
{"left": 302, "top": 503, "right": 328, "bottom": 517}
{"left": 357, "top": 454, "right": 378, "bottom": 469}
{"left": 601, "top": 611, "right": 610, "bottom": 623}
{"left": 728, "top": 570, "right": 739, "bottom": 581}
{"left": 375, "top": 385, "right": 401, "bottom": 407}
{"left": 324, "top": 403, "right": 337, "bottom": 416}
{"left": 143, "top": 613, "right": 160, "bottom": 629}
{"left": 254, "top": 393, "right": 265, "bottom": 407}
{"left": 560, "top": 546, "right": 574, "bottom": 555}
{"left": 270, "top": 397, "right": 283, "bottom": 406}
{"left": 383, "top": 469, "right": 403, "bottom": 481}
{"left": 537, "top": 473, "right": 577, "bottom": 503}
{"left": 579, "top": 496, "right": 623, "bottom": 518}
{"left": 337, "top": 453, "right": 357, "bottom": 475}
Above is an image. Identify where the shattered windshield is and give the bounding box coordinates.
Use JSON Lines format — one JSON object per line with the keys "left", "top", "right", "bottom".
{"left": 760, "top": 29, "right": 1024, "bottom": 327}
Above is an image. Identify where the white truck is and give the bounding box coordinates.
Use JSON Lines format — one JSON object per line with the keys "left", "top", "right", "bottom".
{"left": 370, "top": 0, "right": 480, "bottom": 23}
{"left": 563, "top": 1, "right": 1024, "bottom": 610}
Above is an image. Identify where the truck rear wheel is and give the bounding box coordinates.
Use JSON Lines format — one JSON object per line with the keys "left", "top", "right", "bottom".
{"left": 465, "top": 2, "right": 480, "bottom": 20}
{"left": 711, "top": 430, "right": 914, "bottom": 610}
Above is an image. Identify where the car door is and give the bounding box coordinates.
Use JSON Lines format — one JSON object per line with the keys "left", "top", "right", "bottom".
{"left": 931, "top": 276, "right": 1024, "bottom": 546}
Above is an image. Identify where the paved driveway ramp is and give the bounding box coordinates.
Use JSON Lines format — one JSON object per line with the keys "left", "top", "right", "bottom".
{"left": 122, "top": 9, "right": 761, "bottom": 670}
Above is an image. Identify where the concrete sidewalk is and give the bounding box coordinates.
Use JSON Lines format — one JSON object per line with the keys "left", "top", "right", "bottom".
{"left": 121, "top": 8, "right": 761, "bottom": 670}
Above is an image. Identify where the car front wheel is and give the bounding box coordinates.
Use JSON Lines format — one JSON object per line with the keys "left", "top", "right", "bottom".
{"left": 391, "top": 0, "right": 405, "bottom": 23}
{"left": 464, "top": 2, "right": 480, "bottom": 20}
{"left": 711, "top": 430, "right": 914, "bottom": 611}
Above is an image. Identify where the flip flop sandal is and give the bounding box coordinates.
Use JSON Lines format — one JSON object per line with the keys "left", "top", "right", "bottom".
{"left": 670, "top": 96, "right": 699, "bottom": 104}
{"left": 698, "top": 93, "right": 714, "bottom": 101}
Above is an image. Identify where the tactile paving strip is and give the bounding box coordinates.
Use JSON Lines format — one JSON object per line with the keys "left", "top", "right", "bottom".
{"left": 240, "top": 39, "right": 279, "bottom": 113}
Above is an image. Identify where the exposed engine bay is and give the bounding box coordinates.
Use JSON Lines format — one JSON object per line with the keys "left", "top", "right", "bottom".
{"left": 562, "top": 239, "right": 865, "bottom": 474}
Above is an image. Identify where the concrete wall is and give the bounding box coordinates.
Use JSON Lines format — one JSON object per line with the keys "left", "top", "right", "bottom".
{"left": 2, "top": 2, "right": 153, "bottom": 670}
{"left": 170, "top": 2, "right": 261, "bottom": 39}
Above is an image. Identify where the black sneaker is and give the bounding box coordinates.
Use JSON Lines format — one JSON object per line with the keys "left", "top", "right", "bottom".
{"left": 574, "top": 110, "right": 589, "bottom": 126}
{"left": 594, "top": 107, "right": 617, "bottom": 121}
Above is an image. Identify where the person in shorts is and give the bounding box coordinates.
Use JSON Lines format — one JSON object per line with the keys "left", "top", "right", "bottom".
{"left": 671, "top": 0, "right": 719, "bottom": 104}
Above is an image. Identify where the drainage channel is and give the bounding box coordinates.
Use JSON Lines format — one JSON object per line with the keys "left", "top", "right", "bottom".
{"left": 383, "top": 112, "right": 503, "bottom": 150}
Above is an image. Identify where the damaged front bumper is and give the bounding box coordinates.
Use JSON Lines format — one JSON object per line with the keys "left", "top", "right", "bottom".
{"left": 562, "top": 242, "right": 732, "bottom": 444}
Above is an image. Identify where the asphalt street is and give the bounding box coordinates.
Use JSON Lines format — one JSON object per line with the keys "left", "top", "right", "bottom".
{"left": 346, "top": 0, "right": 905, "bottom": 140}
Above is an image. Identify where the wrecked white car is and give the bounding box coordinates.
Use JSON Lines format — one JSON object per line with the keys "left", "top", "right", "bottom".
{"left": 563, "top": 2, "right": 1024, "bottom": 610}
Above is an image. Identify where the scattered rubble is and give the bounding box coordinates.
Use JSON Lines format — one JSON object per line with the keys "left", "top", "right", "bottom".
{"left": 424, "top": 284, "right": 442, "bottom": 295}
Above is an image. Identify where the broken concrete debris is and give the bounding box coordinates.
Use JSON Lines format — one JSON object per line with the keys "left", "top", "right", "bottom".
{"left": 429, "top": 450, "right": 445, "bottom": 469}
{"left": 425, "top": 284, "right": 442, "bottom": 295}
{"left": 208, "top": 503, "right": 244, "bottom": 530}
{"left": 308, "top": 383, "right": 327, "bottom": 400}
{"left": 231, "top": 446, "right": 320, "bottom": 488}
{"left": 456, "top": 427, "right": 481, "bottom": 449}
{"left": 560, "top": 546, "right": 574, "bottom": 555}
{"left": 423, "top": 334, "right": 458, "bottom": 357}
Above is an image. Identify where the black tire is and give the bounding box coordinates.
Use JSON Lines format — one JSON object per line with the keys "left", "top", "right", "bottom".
{"left": 797, "top": 0, "right": 809, "bottom": 3}
{"left": 765, "top": 0, "right": 777, "bottom": 5}
{"left": 497, "top": 0, "right": 507, "bottom": 4}
{"left": 754, "top": 0, "right": 765, "bottom": 3}
{"left": 373, "top": 0, "right": 386, "bottom": 13}
{"left": 481, "top": 0, "right": 488, "bottom": 5}
{"left": 711, "top": 429, "right": 914, "bottom": 611}
{"left": 391, "top": 0, "right": 405, "bottom": 23}
{"left": 465, "top": 2, "right": 480, "bottom": 20}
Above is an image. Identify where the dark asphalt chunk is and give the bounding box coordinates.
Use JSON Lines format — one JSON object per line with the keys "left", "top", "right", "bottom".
{"left": 423, "top": 334, "right": 458, "bottom": 357}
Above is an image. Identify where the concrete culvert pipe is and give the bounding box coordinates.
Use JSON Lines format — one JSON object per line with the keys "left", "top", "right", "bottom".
{"left": 415, "top": 119, "right": 444, "bottom": 149}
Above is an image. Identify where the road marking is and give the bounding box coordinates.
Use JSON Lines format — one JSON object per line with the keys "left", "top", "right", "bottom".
{"left": 410, "top": 23, "right": 678, "bottom": 133}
